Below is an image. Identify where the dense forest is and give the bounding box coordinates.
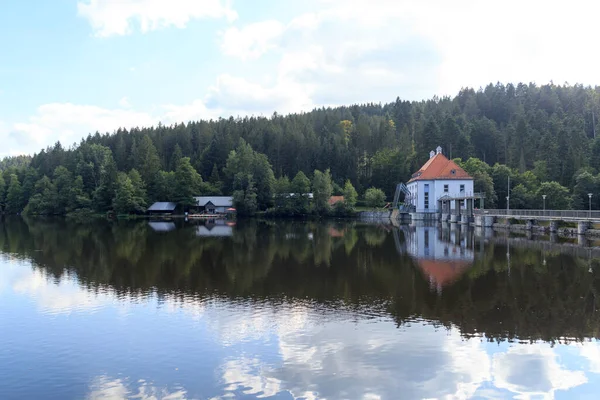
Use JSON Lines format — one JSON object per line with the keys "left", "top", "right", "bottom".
{"left": 1, "top": 82, "right": 600, "bottom": 215}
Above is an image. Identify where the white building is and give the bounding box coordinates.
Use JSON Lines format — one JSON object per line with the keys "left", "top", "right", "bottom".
{"left": 406, "top": 146, "right": 474, "bottom": 214}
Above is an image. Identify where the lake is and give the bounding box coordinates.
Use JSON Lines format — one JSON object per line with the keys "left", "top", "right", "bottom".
{"left": 1, "top": 217, "right": 600, "bottom": 399}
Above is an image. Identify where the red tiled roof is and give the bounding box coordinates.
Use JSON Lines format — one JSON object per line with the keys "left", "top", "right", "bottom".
{"left": 408, "top": 153, "right": 472, "bottom": 183}
{"left": 328, "top": 196, "right": 344, "bottom": 205}
{"left": 418, "top": 259, "right": 471, "bottom": 288}
{"left": 328, "top": 227, "right": 345, "bottom": 237}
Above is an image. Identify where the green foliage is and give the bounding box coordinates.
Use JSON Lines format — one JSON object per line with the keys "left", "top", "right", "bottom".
{"left": 291, "top": 171, "right": 311, "bottom": 214}
{"left": 459, "top": 158, "right": 497, "bottom": 207}
{"left": 510, "top": 184, "right": 535, "bottom": 209}
{"left": 225, "top": 139, "right": 275, "bottom": 210}
{"left": 128, "top": 169, "right": 147, "bottom": 208}
{"left": 232, "top": 173, "right": 258, "bottom": 216}
{"left": 312, "top": 169, "right": 333, "bottom": 214}
{"left": 371, "top": 148, "right": 410, "bottom": 198}
{"left": 93, "top": 152, "right": 118, "bottom": 212}
{"left": 208, "top": 163, "right": 222, "bottom": 194}
{"left": 5, "top": 174, "right": 24, "bottom": 214}
{"left": 4, "top": 82, "right": 600, "bottom": 215}
{"left": 365, "top": 187, "right": 386, "bottom": 208}
{"left": 0, "top": 173, "right": 5, "bottom": 209}
{"left": 174, "top": 157, "right": 202, "bottom": 208}
{"left": 572, "top": 171, "right": 597, "bottom": 210}
{"left": 133, "top": 135, "right": 161, "bottom": 189}
{"left": 113, "top": 172, "right": 138, "bottom": 214}
{"left": 536, "top": 181, "right": 572, "bottom": 210}
{"left": 155, "top": 171, "right": 176, "bottom": 201}
{"left": 170, "top": 144, "right": 183, "bottom": 171}
{"left": 343, "top": 180, "right": 358, "bottom": 209}
{"left": 274, "top": 176, "right": 291, "bottom": 208}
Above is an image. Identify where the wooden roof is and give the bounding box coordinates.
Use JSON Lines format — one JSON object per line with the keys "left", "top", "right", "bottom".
{"left": 408, "top": 153, "right": 472, "bottom": 183}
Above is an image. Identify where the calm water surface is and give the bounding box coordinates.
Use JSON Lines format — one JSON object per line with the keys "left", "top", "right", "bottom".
{"left": 2, "top": 217, "right": 600, "bottom": 399}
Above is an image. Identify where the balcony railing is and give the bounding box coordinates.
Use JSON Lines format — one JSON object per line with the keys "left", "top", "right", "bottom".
{"left": 475, "top": 209, "right": 600, "bottom": 219}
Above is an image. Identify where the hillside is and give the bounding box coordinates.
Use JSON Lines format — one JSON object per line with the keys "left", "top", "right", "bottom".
{"left": 1, "top": 82, "right": 600, "bottom": 215}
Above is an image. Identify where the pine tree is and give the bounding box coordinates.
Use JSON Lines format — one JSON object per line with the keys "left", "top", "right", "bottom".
{"left": 135, "top": 135, "right": 161, "bottom": 185}
{"left": 113, "top": 173, "right": 136, "bottom": 214}
{"left": 312, "top": 169, "right": 333, "bottom": 214}
{"left": 128, "top": 169, "right": 147, "bottom": 210}
{"left": 0, "top": 173, "right": 5, "bottom": 210}
{"left": 5, "top": 174, "right": 24, "bottom": 214}
{"left": 209, "top": 163, "right": 221, "bottom": 185}
{"left": 170, "top": 144, "right": 183, "bottom": 171}
{"left": 174, "top": 157, "right": 202, "bottom": 208}
{"left": 93, "top": 153, "right": 118, "bottom": 212}
{"left": 291, "top": 171, "right": 310, "bottom": 213}
{"left": 343, "top": 180, "right": 358, "bottom": 208}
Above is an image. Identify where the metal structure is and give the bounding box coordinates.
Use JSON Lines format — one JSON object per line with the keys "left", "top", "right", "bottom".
{"left": 437, "top": 192, "right": 486, "bottom": 216}
{"left": 392, "top": 183, "right": 414, "bottom": 211}
{"left": 476, "top": 209, "right": 600, "bottom": 220}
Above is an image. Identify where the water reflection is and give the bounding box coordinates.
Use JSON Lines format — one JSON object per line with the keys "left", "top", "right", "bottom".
{"left": 2, "top": 217, "right": 600, "bottom": 399}
{"left": 404, "top": 225, "right": 474, "bottom": 292}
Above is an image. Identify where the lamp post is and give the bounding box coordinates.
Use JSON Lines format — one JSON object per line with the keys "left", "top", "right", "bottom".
{"left": 542, "top": 194, "right": 546, "bottom": 213}
{"left": 589, "top": 193, "right": 593, "bottom": 218}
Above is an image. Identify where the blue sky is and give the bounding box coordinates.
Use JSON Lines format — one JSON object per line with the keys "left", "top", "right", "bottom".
{"left": 0, "top": 0, "right": 598, "bottom": 157}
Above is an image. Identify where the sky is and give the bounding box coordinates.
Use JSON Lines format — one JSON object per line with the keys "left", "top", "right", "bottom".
{"left": 0, "top": 0, "right": 599, "bottom": 157}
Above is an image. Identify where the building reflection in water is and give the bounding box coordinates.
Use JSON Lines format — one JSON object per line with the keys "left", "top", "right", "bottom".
{"left": 404, "top": 223, "right": 475, "bottom": 293}
{"left": 195, "top": 219, "right": 234, "bottom": 237}
{"left": 148, "top": 221, "right": 176, "bottom": 232}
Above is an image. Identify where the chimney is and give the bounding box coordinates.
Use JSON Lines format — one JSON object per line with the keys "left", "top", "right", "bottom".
{"left": 429, "top": 150, "right": 435, "bottom": 159}
{"left": 436, "top": 146, "right": 442, "bottom": 155}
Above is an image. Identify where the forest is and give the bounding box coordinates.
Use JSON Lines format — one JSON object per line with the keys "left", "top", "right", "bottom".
{"left": 1, "top": 81, "right": 600, "bottom": 216}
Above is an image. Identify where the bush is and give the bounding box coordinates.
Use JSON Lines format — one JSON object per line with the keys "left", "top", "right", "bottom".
{"left": 365, "top": 187, "right": 386, "bottom": 208}
{"left": 330, "top": 201, "right": 355, "bottom": 217}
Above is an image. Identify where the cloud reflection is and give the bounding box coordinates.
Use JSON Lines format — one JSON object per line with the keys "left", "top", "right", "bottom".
{"left": 492, "top": 344, "right": 587, "bottom": 398}
{"left": 1, "top": 255, "right": 597, "bottom": 399}
{"left": 212, "top": 306, "right": 592, "bottom": 399}
{"left": 87, "top": 375, "right": 187, "bottom": 400}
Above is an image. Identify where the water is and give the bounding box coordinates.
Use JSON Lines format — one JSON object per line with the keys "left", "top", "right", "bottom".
{"left": 1, "top": 217, "right": 600, "bottom": 399}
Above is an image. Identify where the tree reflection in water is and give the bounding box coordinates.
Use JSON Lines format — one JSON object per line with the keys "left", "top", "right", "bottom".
{"left": 1, "top": 216, "right": 600, "bottom": 343}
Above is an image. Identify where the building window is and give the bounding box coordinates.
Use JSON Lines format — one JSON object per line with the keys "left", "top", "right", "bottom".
{"left": 444, "top": 184, "right": 449, "bottom": 193}
{"left": 424, "top": 192, "right": 429, "bottom": 209}
{"left": 460, "top": 184, "right": 465, "bottom": 193}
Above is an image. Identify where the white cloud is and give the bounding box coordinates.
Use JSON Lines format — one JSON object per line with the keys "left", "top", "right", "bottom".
{"left": 6, "top": 0, "right": 600, "bottom": 158}
{"left": 77, "top": 0, "right": 238, "bottom": 37}
{"left": 118, "top": 96, "right": 131, "bottom": 108}
{"left": 214, "top": 0, "right": 600, "bottom": 111}
{"left": 6, "top": 103, "right": 156, "bottom": 155}
{"left": 3, "top": 85, "right": 305, "bottom": 157}
{"left": 205, "top": 74, "right": 314, "bottom": 116}
{"left": 221, "top": 20, "right": 285, "bottom": 60}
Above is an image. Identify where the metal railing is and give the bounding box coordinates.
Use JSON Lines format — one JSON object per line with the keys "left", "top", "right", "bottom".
{"left": 475, "top": 209, "right": 600, "bottom": 219}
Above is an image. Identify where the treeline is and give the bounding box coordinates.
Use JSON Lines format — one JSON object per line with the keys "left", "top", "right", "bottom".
{"left": 1, "top": 82, "right": 600, "bottom": 215}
